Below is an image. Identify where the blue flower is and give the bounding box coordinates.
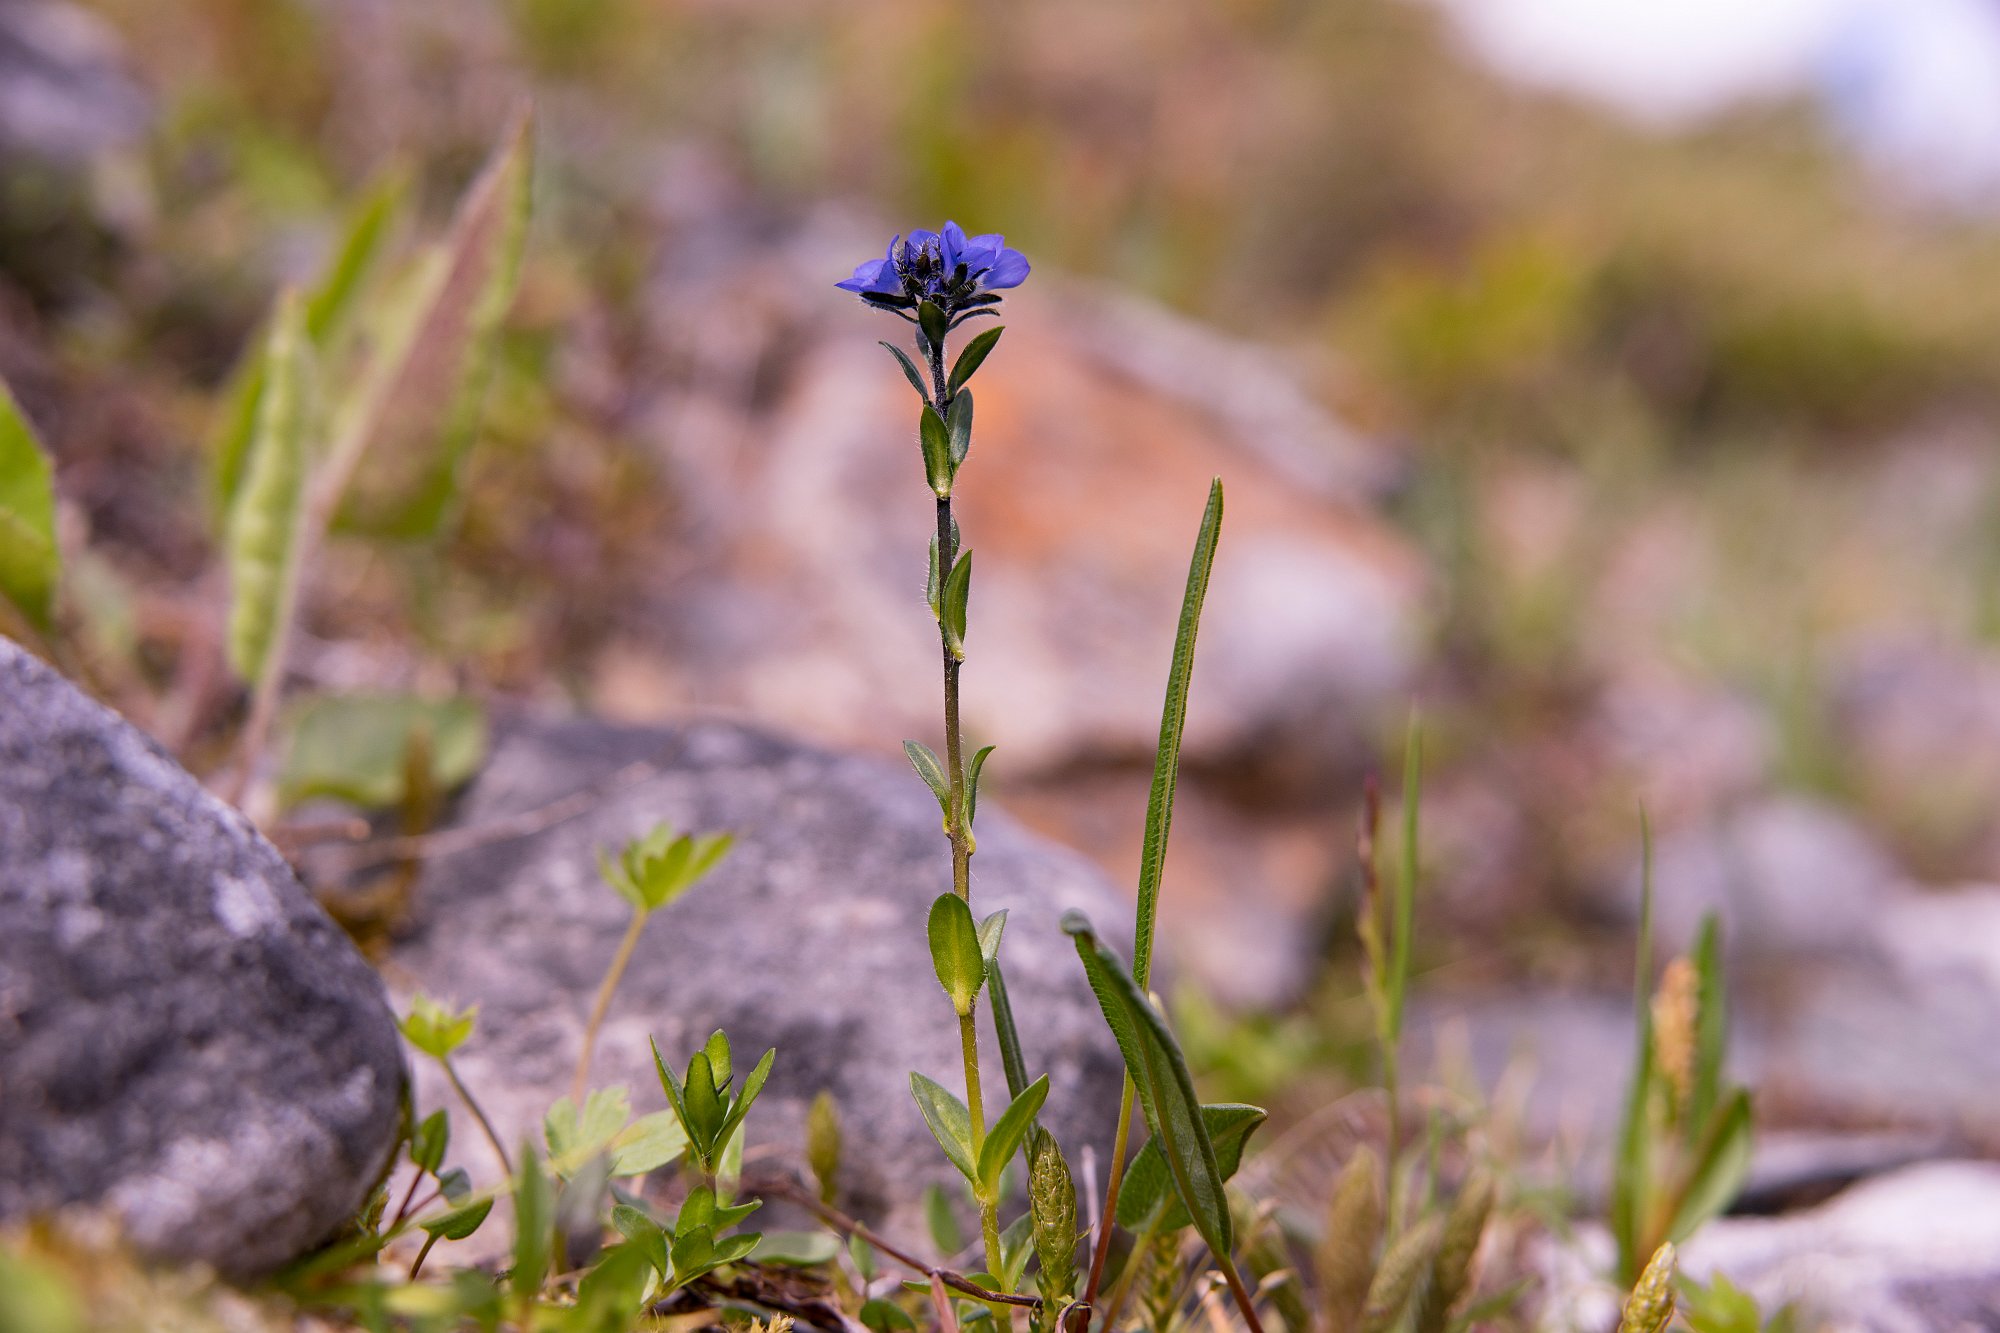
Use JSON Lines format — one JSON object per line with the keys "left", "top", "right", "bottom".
{"left": 837, "top": 222, "right": 1029, "bottom": 323}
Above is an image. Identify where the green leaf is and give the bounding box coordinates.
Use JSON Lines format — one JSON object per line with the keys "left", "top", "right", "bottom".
{"left": 880, "top": 341, "right": 933, "bottom": 405}
{"left": 751, "top": 1231, "right": 841, "bottom": 1265}
{"left": 1687, "top": 913, "right": 1728, "bottom": 1146}
{"left": 1668, "top": 1090, "right": 1753, "bottom": 1243}
{"left": 510, "top": 1144, "right": 553, "bottom": 1304}
{"left": 1063, "top": 912, "right": 1234, "bottom": 1257}
{"left": 976, "top": 1074, "right": 1050, "bottom": 1195}
{"left": 716, "top": 1046, "right": 776, "bottom": 1150}
{"left": 861, "top": 1298, "right": 918, "bottom": 1333}
{"left": 411, "top": 1109, "right": 449, "bottom": 1176}
{"left": 1387, "top": 716, "right": 1422, "bottom": 1044}
{"left": 923, "top": 1182, "right": 963, "bottom": 1255}
{"left": 684, "top": 1050, "right": 726, "bottom": 1148}
{"left": 946, "top": 388, "right": 974, "bottom": 466}
{"left": 437, "top": 1167, "right": 472, "bottom": 1203}
{"left": 278, "top": 691, "right": 487, "bottom": 811}
{"left": 419, "top": 1195, "right": 493, "bottom": 1242}
{"left": 1115, "top": 1103, "right": 1266, "bottom": 1232}
{"left": 918, "top": 301, "right": 949, "bottom": 350}
{"left": 603, "top": 824, "right": 734, "bottom": 913}
{"left": 942, "top": 550, "right": 972, "bottom": 660}
{"left": 0, "top": 379, "right": 59, "bottom": 633}
{"left": 704, "top": 1030, "right": 734, "bottom": 1090}
{"left": 905, "top": 740, "right": 952, "bottom": 816}
{"left": 977, "top": 909, "right": 1008, "bottom": 973}
{"left": 949, "top": 327, "right": 1004, "bottom": 394}
{"left": 920, "top": 403, "right": 953, "bottom": 497}
{"left": 1613, "top": 809, "right": 1659, "bottom": 1284}
{"left": 401, "top": 994, "right": 476, "bottom": 1060}
{"left": 1132, "top": 478, "right": 1223, "bottom": 987}
{"left": 575, "top": 1242, "right": 654, "bottom": 1322}
{"left": 612, "top": 1204, "right": 670, "bottom": 1277}
{"left": 225, "top": 289, "right": 314, "bottom": 684}
{"left": 333, "top": 112, "right": 533, "bottom": 540}
{"left": 910, "top": 1072, "right": 978, "bottom": 1183}
{"left": 928, "top": 893, "right": 987, "bottom": 1017}
{"left": 545, "top": 1086, "right": 632, "bottom": 1170}
{"left": 807, "top": 1090, "right": 842, "bottom": 1203}
{"left": 652, "top": 1036, "right": 692, "bottom": 1138}
{"left": 987, "top": 959, "right": 1031, "bottom": 1100}
{"left": 609, "top": 1110, "right": 687, "bottom": 1177}
{"left": 963, "top": 744, "right": 996, "bottom": 825}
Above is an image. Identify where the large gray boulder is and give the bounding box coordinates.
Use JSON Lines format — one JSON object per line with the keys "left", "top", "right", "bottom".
{"left": 388, "top": 717, "right": 1133, "bottom": 1233}
{"left": 0, "top": 638, "right": 405, "bottom": 1277}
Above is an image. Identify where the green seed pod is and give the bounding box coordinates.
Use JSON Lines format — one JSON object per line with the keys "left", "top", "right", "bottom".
{"left": 1359, "top": 1215, "right": 1442, "bottom": 1333}
{"left": 1317, "top": 1146, "right": 1384, "bottom": 1333}
{"left": 807, "top": 1090, "right": 841, "bottom": 1204}
{"left": 1618, "top": 1242, "right": 1678, "bottom": 1333}
{"left": 1415, "top": 1171, "right": 1495, "bottom": 1333}
{"left": 1029, "top": 1130, "right": 1078, "bottom": 1305}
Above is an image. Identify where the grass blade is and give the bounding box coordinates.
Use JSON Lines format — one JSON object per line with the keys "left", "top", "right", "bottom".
{"left": 1611, "top": 808, "right": 1658, "bottom": 1284}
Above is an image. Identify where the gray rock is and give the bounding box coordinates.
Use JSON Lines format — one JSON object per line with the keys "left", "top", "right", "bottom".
{"left": 388, "top": 717, "right": 1132, "bottom": 1235}
{"left": 0, "top": 638, "right": 406, "bottom": 1277}
{"left": 1680, "top": 1162, "right": 2000, "bottom": 1333}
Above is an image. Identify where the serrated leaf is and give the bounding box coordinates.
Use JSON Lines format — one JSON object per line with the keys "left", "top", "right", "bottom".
{"left": 1063, "top": 912, "right": 1234, "bottom": 1257}
{"left": 949, "top": 327, "right": 1003, "bottom": 394}
{"left": 942, "top": 550, "right": 972, "bottom": 659}
{"left": 611, "top": 1110, "right": 687, "bottom": 1177}
{"left": 1668, "top": 1089, "right": 1753, "bottom": 1243}
{"left": 911, "top": 1072, "right": 977, "bottom": 1183}
{"left": 905, "top": 740, "right": 952, "bottom": 816}
{"left": 278, "top": 691, "right": 486, "bottom": 811}
{"left": 928, "top": 893, "right": 986, "bottom": 1016}
{"left": 1133, "top": 477, "right": 1222, "bottom": 988}
{"left": 0, "top": 379, "right": 58, "bottom": 633}
{"left": 1116, "top": 1103, "right": 1266, "bottom": 1232}
{"left": 225, "top": 289, "right": 313, "bottom": 683}
{"left": 976, "top": 1074, "right": 1049, "bottom": 1195}
{"left": 920, "top": 403, "right": 953, "bottom": 497}
{"left": 946, "top": 388, "right": 974, "bottom": 466}
{"left": 880, "top": 341, "right": 933, "bottom": 405}
{"left": 333, "top": 112, "right": 533, "bottom": 539}
{"left": 411, "top": 1109, "right": 448, "bottom": 1176}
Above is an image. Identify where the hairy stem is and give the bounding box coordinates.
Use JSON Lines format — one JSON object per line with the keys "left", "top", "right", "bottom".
{"left": 572, "top": 908, "right": 648, "bottom": 1106}
{"left": 441, "top": 1055, "right": 512, "bottom": 1177}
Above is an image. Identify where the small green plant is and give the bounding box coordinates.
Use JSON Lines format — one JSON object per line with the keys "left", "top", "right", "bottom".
{"left": 651, "top": 1028, "right": 775, "bottom": 1185}
{"left": 1679, "top": 1270, "right": 1802, "bottom": 1333}
{"left": 1611, "top": 819, "right": 1755, "bottom": 1286}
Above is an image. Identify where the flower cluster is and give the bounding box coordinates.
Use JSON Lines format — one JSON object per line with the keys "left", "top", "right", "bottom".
{"left": 836, "top": 222, "right": 1029, "bottom": 323}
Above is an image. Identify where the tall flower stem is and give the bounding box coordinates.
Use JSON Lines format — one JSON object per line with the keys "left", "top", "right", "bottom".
{"left": 929, "top": 333, "right": 1001, "bottom": 1280}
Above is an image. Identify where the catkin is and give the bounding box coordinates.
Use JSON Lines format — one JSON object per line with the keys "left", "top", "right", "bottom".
{"left": 1317, "top": 1147, "right": 1384, "bottom": 1333}
{"left": 1414, "top": 1171, "right": 1494, "bottom": 1333}
{"left": 1359, "top": 1215, "right": 1442, "bottom": 1333}
{"left": 1618, "top": 1242, "right": 1678, "bottom": 1333}
{"left": 1651, "top": 957, "right": 1699, "bottom": 1117}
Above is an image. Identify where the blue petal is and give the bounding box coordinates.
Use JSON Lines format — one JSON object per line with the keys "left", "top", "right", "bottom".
{"left": 981, "top": 248, "right": 1030, "bottom": 290}
{"left": 907, "top": 228, "right": 940, "bottom": 255}
{"left": 940, "top": 221, "right": 970, "bottom": 271}
{"left": 960, "top": 231, "right": 1005, "bottom": 274}
{"left": 835, "top": 257, "right": 899, "bottom": 293}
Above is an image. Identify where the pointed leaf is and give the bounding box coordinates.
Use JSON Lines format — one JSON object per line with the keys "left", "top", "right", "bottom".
{"left": 910, "top": 1072, "right": 978, "bottom": 1182}
{"left": 880, "top": 340, "right": 934, "bottom": 405}
{"left": 987, "top": 958, "right": 1032, "bottom": 1101}
{"left": 928, "top": 893, "right": 986, "bottom": 1017}
{"left": 0, "top": 379, "right": 58, "bottom": 633}
{"left": 225, "top": 289, "right": 314, "bottom": 683}
{"left": 510, "top": 1143, "right": 553, "bottom": 1303}
{"left": 685, "top": 1050, "right": 726, "bottom": 1148}
{"left": 1686, "top": 913, "right": 1728, "bottom": 1146}
{"left": 1116, "top": 1103, "right": 1267, "bottom": 1231}
{"left": 918, "top": 300, "right": 949, "bottom": 350}
{"left": 964, "top": 745, "right": 996, "bottom": 825}
{"left": 946, "top": 388, "right": 974, "bottom": 466}
{"left": 949, "top": 327, "right": 1004, "bottom": 394}
{"left": 419, "top": 1195, "right": 494, "bottom": 1242}
{"left": 905, "top": 740, "right": 952, "bottom": 815}
{"left": 717, "top": 1046, "right": 776, "bottom": 1148}
{"left": 942, "top": 550, "right": 972, "bottom": 659}
{"left": 1132, "top": 478, "right": 1223, "bottom": 987}
{"left": 920, "top": 403, "right": 953, "bottom": 497}
{"left": 977, "top": 909, "right": 1008, "bottom": 973}
{"left": 652, "top": 1036, "right": 693, "bottom": 1139}
{"left": 1667, "top": 1089, "right": 1753, "bottom": 1243}
{"left": 1063, "top": 911, "right": 1234, "bottom": 1257}
{"left": 411, "top": 1109, "right": 449, "bottom": 1176}
{"left": 977, "top": 1074, "right": 1050, "bottom": 1195}
{"left": 703, "top": 1030, "right": 734, "bottom": 1090}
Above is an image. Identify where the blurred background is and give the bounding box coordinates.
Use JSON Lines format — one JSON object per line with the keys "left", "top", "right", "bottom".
{"left": 10, "top": 0, "right": 2000, "bottom": 1184}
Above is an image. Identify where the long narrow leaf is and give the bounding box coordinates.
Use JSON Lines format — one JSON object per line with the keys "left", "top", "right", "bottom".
{"left": 1667, "top": 1090, "right": 1753, "bottom": 1242}
{"left": 0, "top": 379, "right": 59, "bottom": 632}
{"left": 1132, "top": 477, "right": 1224, "bottom": 987}
{"left": 1064, "top": 911, "right": 1233, "bottom": 1257}
{"left": 987, "top": 958, "right": 1031, "bottom": 1100}
{"left": 1686, "top": 913, "right": 1727, "bottom": 1145}
{"left": 1386, "top": 716, "right": 1422, "bottom": 1041}
{"left": 226, "top": 290, "right": 314, "bottom": 683}
{"left": 1611, "top": 809, "right": 1658, "bottom": 1283}
{"left": 1116, "top": 1103, "right": 1266, "bottom": 1231}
